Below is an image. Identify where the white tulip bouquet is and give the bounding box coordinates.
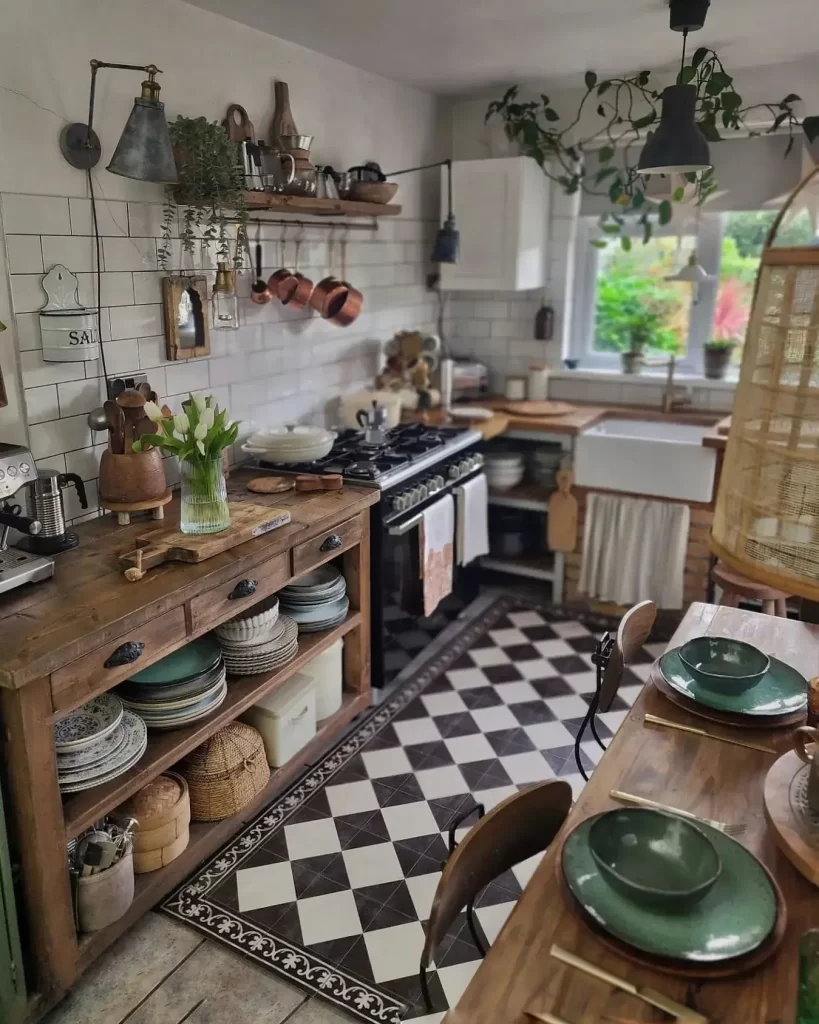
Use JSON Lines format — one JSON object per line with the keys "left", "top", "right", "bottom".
{"left": 134, "top": 394, "right": 239, "bottom": 534}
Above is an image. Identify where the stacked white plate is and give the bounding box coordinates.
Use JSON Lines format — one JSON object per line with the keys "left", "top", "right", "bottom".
{"left": 278, "top": 565, "right": 350, "bottom": 633}
{"left": 218, "top": 615, "right": 299, "bottom": 676}
{"left": 55, "top": 694, "right": 148, "bottom": 793}
{"left": 485, "top": 451, "right": 524, "bottom": 490}
{"left": 240, "top": 425, "right": 336, "bottom": 463}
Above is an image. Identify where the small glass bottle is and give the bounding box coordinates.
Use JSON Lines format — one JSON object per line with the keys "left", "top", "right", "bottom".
{"left": 211, "top": 262, "right": 239, "bottom": 331}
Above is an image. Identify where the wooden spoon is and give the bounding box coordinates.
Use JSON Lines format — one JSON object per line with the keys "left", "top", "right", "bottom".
{"left": 117, "top": 389, "right": 146, "bottom": 454}
{"left": 104, "top": 400, "right": 124, "bottom": 454}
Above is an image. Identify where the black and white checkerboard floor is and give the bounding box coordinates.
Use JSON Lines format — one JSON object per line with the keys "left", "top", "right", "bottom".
{"left": 163, "top": 599, "right": 664, "bottom": 1024}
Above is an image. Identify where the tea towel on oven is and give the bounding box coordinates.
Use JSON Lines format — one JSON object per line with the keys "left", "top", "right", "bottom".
{"left": 421, "top": 494, "right": 455, "bottom": 617}
{"left": 456, "top": 472, "right": 489, "bottom": 566}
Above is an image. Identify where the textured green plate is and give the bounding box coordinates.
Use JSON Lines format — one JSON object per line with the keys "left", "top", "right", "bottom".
{"left": 562, "top": 813, "right": 776, "bottom": 962}
{"left": 659, "top": 647, "right": 807, "bottom": 716}
{"left": 127, "top": 636, "right": 222, "bottom": 685}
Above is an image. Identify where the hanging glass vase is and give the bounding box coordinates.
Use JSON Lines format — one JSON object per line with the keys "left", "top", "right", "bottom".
{"left": 180, "top": 457, "right": 230, "bottom": 535}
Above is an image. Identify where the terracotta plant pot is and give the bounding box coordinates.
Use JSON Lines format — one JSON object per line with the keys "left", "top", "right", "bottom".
{"left": 99, "top": 448, "right": 168, "bottom": 506}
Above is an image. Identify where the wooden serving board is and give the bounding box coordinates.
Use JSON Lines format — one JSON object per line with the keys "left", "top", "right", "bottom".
{"left": 499, "top": 400, "right": 574, "bottom": 417}
{"left": 119, "top": 502, "right": 291, "bottom": 570}
{"left": 764, "top": 749, "right": 819, "bottom": 887}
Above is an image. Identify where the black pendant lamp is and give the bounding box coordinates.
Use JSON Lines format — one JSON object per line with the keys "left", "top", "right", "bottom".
{"left": 637, "top": 0, "right": 712, "bottom": 176}
{"left": 384, "top": 158, "right": 460, "bottom": 264}
{"left": 60, "top": 61, "right": 178, "bottom": 184}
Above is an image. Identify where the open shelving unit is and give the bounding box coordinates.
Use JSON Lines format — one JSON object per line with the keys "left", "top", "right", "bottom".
{"left": 487, "top": 484, "right": 550, "bottom": 513}
{"left": 243, "top": 192, "right": 402, "bottom": 218}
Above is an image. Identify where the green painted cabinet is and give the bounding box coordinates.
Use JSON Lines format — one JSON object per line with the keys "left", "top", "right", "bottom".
{"left": 0, "top": 781, "right": 25, "bottom": 1022}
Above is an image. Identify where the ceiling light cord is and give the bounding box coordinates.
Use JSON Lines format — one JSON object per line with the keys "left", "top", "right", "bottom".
{"left": 680, "top": 27, "right": 689, "bottom": 76}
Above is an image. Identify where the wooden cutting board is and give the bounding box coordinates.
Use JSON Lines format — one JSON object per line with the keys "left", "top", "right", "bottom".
{"left": 547, "top": 468, "right": 578, "bottom": 553}
{"left": 119, "top": 502, "right": 291, "bottom": 570}
{"left": 499, "top": 400, "right": 574, "bottom": 417}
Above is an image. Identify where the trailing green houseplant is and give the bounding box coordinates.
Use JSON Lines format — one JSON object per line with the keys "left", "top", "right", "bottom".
{"left": 158, "top": 116, "right": 248, "bottom": 271}
{"left": 486, "top": 50, "right": 819, "bottom": 248}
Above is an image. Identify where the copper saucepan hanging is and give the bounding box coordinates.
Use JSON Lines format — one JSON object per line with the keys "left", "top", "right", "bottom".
{"left": 326, "top": 234, "right": 362, "bottom": 328}
{"left": 310, "top": 226, "right": 343, "bottom": 315}
{"left": 278, "top": 229, "right": 314, "bottom": 310}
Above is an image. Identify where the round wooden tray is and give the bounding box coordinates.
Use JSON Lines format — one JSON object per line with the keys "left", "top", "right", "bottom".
{"left": 650, "top": 669, "right": 806, "bottom": 730}
{"left": 764, "top": 748, "right": 819, "bottom": 887}
{"left": 557, "top": 834, "right": 788, "bottom": 978}
{"left": 101, "top": 489, "right": 173, "bottom": 513}
{"left": 499, "top": 400, "right": 574, "bottom": 417}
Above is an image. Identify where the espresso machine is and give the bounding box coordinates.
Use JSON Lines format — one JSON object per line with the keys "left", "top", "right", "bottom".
{"left": 0, "top": 443, "right": 52, "bottom": 595}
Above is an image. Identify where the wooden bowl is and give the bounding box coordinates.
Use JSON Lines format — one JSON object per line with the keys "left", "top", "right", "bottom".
{"left": 99, "top": 448, "right": 168, "bottom": 505}
{"left": 348, "top": 181, "right": 398, "bottom": 204}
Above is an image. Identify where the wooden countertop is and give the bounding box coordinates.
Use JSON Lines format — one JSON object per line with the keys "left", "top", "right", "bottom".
{"left": 703, "top": 414, "right": 732, "bottom": 450}
{"left": 0, "top": 471, "right": 379, "bottom": 689}
{"left": 446, "top": 602, "right": 819, "bottom": 1024}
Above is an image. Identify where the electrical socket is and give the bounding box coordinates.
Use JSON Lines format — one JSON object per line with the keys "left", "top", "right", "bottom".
{"left": 107, "top": 374, "right": 148, "bottom": 399}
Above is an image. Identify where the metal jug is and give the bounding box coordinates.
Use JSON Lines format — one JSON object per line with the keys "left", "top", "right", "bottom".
{"left": 260, "top": 145, "right": 296, "bottom": 193}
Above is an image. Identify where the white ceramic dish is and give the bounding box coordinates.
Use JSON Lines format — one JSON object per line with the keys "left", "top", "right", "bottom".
{"left": 216, "top": 594, "right": 280, "bottom": 642}
{"left": 56, "top": 722, "right": 128, "bottom": 771}
{"left": 285, "top": 566, "right": 343, "bottom": 589}
{"left": 283, "top": 594, "right": 349, "bottom": 624}
{"left": 249, "top": 425, "right": 335, "bottom": 449}
{"left": 58, "top": 712, "right": 146, "bottom": 788}
{"left": 140, "top": 681, "right": 228, "bottom": 729}
{"left": 448, "top": 407, "right": 495, "bottom": 422}
{"left": 54, "top": 694, "right": 124, "bottom": 753}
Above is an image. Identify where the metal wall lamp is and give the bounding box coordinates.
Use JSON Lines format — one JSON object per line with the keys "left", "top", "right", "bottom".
{"left": 384, "top": 158, "right": 460, "bottom": 263}
{"left": 60, "top": 60, "right": 178, "bottom": 184}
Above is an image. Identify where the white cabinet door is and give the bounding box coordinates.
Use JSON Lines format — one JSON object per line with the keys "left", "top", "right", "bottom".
{"left": 439, "top": 157, "right": 549, "bottom": 292}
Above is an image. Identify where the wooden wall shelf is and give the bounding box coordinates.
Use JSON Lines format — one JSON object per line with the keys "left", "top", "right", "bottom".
{"left": 243, "top": 192, "right": 402, "bottom": 217}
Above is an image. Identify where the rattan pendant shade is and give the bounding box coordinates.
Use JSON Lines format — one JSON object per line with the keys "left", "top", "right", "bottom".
{"left": 711, "top": 167, "right": 819, "bottom": 600}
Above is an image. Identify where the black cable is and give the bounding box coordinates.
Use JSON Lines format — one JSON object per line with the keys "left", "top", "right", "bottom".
{"left": 680, "top": 27, "right": 689, "bottom": 77}
{"left": 86, "top": 169, "right": 110, "bottom": 394}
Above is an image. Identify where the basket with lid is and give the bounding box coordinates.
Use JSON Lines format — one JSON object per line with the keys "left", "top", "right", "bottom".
{"left": 181, "top": 721, "right": 270, "bottom": 821}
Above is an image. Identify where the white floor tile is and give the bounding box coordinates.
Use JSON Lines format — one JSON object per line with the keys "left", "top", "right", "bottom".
{"left": 284, "top": 818, "right": 341, "bottom": 861}
{"left": 361, "top": 746, "right": 413, "bottom": 779}
{"left": 550, "top": 622, "right": 591, "bottom": 639}
{"left": 445, "top": 667, "right": 492, "bottom": 691}
{"left": 470, "top": 647, "right": 511, "bottom": 667}
{"left": 443, "top": 733, "right": 496, "bottom": 764}
{"left": 533, "top": 639, "right": 576, "bottom": 659}
{"left": 342, "top": 842, "right": 404, "bottom": 889}
{"left": 627, "top": 663, "right": 653, "bottom": 682}
{"left": 472, "top": 784, "right": 517, "bottom": 811}
{"left": 488, "top": 627, "right": 529, "bottom": 647}
{"left": 619, "top": 682, "right": 646, "bottom": 704}
{"left": 507, "top": 610, "right": 545, "bottom": 628}
{"left": 565, "top": 671, "right": 598, "bottom": 694}
{"left": 515, "top": 658, "right": 557, "bottom": 680}
{"left": 598, "top": 709, "right": 628, "bottom": 734}
{"left": 544, "top": 694, "right": 590, "bottom": 719}
{"left": 511, "top": 851, "right": 544, "bottom": 889}
{"left": 364, "top": 920, "right": 426, "bottom": 983}
{"left": 393, "top": 717, "right": 443, "bottom": 746}
{"left": 561, "top": 772, "right": 587, "bottom": 800}
{"left": 475, "top": 900, "right": 516, "bottom": 944}
{"left": 325, "top": 779, "right": 380, "bottom": 818}
{"left": 405, "top": 871, "right": 442, "bottom": 921}
{"left": 408, "top": 1014, "right": 445, "bottom": 1024}
{"left": 523, "top": 720, "right": 576, "bottom": 750}
{"left": 236, "top": 861, "right": 296, "bottom": 912}
{"left": 382, "top": 801, "right": 440, "bottom": 841}
{"left": 495, "top": 680, "right": 540, "bottom": 705}
{"left": 470, "top": 705, "right": 519, "bottom": 732}
{"left": 416, "top": 765, "right": 470, "bottom": 800}
{"left": 297, "top": 890, "right": 362, "bottom": 946}
{"left": 499, "top": 751, "right": 555, "bottom": 785}
{"left": 436, "top": 960, "right": 481, "bottom": 1007}
{"left": 421, "top": 691, "right": 467, "bottom": 717}
{"left": 644, "top": 642, "right": 667, "bottom": 659}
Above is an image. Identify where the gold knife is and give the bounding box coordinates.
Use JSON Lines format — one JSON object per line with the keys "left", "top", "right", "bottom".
{"left": 550, "top": 945, "right": 709, "bottom": 1023}
{"left": 644, "top": 713, "right": 776, "bottom": 754}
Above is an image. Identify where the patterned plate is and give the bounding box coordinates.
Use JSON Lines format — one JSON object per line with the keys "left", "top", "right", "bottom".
{"left": 58, "top": 711, "right": 147, "bottom": 787}
{"left": 658, "top": 648, "right": 808, "bottom": 716}
{"left": 55, "top": 722, "right": 127, "bottom": 771}
{"left": 54, "top": 694, "right": 124, "bottom": 753}
{"left": 141, "top": 681, "right": 228, "bottom": 730}
{"left": 218, "top": 616, "right": 298, "bottom": 656}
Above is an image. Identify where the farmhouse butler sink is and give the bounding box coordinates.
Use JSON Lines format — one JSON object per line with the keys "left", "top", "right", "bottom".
{"left": 574, "top": 418, "right": 718, "bottom": 502}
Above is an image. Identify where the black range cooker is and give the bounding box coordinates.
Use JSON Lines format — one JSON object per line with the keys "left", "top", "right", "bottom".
{"left": 259, "top": 422, "right": 485, "bottom": 688}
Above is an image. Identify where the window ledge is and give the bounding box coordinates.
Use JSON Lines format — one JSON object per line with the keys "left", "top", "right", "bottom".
{"left": 550, "top": 367, "right": 738, "bottom": 390}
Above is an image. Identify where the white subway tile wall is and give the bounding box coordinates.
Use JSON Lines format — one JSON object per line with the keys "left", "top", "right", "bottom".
{"left": 3, "top": 193, "right": 438, "bottom": 522}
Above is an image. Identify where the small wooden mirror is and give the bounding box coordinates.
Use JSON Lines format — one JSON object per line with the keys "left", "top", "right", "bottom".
{"left": 162, "top": 276, "right": 210, "bottom": 360}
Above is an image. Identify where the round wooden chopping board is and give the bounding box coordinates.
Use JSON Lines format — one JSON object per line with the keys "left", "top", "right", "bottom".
{"left": 499, "top": 400, "right": 574, "bottom": 417}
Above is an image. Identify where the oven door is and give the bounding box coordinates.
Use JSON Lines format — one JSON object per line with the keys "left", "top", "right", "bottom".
{"left": 372, "top": 472, "right": 482, "bottom": 688}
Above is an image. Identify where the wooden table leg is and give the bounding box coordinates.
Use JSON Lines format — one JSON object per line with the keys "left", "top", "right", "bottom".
{"left": 1, "top": 679, "right": 77, "bottom": 996}
{"left": 343, "top": 510, "right": 371, "bottom": 696}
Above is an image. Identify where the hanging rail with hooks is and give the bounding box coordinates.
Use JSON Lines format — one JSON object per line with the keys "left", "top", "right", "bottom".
{"left": 225, "top": 216, "right": 378, "bottom": 233}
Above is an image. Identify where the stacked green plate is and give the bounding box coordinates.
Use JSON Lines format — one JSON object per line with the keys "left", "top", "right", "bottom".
{"left": 562, "top": 812, "right": 778, "bottom": 963}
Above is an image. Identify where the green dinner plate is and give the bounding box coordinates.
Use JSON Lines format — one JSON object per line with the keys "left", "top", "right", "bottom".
{"left": 127, "top": 636, "right": 222, "bottom": 685}
{"left": 659, "top": 647, "right": 807, "bottom": 716}
{"left": 562, "top": 813, "right": 777, "bottom": 962}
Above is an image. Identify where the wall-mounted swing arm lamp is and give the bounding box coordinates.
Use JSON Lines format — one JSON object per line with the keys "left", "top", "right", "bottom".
{"left": 383, "top": 158, "right": 459, "bottom": 264}
{"left": 59, "top": 60, "right": 178, "bottom": 184}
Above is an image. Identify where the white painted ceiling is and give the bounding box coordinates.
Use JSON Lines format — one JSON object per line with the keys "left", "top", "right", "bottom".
{"left": 184, "top": 0, "right": 818, "bottom": 94}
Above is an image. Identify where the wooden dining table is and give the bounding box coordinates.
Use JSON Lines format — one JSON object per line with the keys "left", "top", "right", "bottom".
{"left": 445, "top": 602, "right": 819, "bottom": 1024}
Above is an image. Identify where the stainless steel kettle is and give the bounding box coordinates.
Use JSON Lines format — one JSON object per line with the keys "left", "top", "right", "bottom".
{"left": 24, "top": 470, "right": 87, "bottom": 553}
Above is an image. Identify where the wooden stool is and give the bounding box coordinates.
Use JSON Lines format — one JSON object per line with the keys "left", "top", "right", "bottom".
{"left": 712, "top": 561, "right": 790, "bottom": 617}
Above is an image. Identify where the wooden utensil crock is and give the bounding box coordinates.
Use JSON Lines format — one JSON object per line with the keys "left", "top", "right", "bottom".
{"left": 99, "top": 448, "right": 168, "bottom": 506}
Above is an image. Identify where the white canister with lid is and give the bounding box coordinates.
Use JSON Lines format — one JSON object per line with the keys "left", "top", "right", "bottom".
{"left": 527, "top": 364, "right": 550, "bottom": 401}
{"left": 300, "top": 639, "right": 344, "bottom": 719}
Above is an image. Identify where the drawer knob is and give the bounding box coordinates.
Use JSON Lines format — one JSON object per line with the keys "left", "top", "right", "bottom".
{"left": 104, "top": 641, "right": 145, "bottom": 668}
{"left": 320, "top": 533, "right": 343, "bottom": 552}
{"left": 229, "top": 579, "right": 258, "bottom": 600}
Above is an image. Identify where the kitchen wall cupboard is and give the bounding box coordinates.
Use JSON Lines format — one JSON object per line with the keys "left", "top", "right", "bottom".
{"left": 439, "top": 156, "right": 551, "bottom": 292}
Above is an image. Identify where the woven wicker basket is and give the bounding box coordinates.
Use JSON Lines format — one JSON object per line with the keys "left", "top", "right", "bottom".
{"left": 711, "top": 166, "right": 819, "bottom": 601}
{"left": 181, "top": 721, "right": 270, "bottom": 821}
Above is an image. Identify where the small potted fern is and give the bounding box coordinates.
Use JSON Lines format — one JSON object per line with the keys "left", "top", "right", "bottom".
{"left": 703, "top": 339, "right": 737, "bottom": 380}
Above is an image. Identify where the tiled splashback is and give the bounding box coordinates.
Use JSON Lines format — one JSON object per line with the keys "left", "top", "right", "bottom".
{"left": 3, "top": 192, "right": 438, "bottom": 522}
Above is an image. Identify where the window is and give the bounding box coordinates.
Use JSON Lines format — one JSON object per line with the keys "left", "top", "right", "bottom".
{"left": 571, "top": 208, "right": 815, "bottom": 375}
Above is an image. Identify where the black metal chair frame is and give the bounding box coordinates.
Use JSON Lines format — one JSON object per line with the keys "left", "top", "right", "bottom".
{"left": 573, "top": 631, "right": 615, "bottom": 782}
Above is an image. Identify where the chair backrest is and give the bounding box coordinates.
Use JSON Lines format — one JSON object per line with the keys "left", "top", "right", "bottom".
{"left": 420, "top": 780, "right": 572, "bottom": 970}
{"left": 599, "top": 599, "right": 657, "bottom": 711}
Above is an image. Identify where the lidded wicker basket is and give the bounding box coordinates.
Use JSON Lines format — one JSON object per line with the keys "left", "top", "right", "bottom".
{"left": 711, "top": 166, "right": 819, "bottom": 599}
{"left": 181, "top": 722, "right": 270, "bottom": 821}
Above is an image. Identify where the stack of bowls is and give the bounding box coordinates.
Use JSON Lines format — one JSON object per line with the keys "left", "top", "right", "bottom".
{"left": 484, "top": 451, "right": 524, "bottom": 491}
{"left": 278, "top": 566, "right": 349, "bottom": 633}
{"left": 216, "top": 614, "right": 299, "bottom": 676}
{"left": 55, "top": 694, "right": 148, "bottom": 793}
{"left": 240, "top": 425, "right": 336, "bottom": 463}
{"left": 116, "top": 637, "right": 227, "bottom": 730}
{"left": 531, "top": 446, "right": 563, "bottom": 489}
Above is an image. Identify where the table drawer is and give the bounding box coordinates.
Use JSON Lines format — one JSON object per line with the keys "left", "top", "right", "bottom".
{"left": 51, "top": 607, "right": 188, "bottom": 714}
{"left": 188, "top": 551, "right": 290, "bottom": 634}
{"left": 291, "top": 515, "right": 362, "bottom": 578}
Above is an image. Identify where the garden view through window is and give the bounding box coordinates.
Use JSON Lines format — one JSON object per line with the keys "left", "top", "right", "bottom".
{"left": 591, "top": 210, "right": 815, "bottom": 364}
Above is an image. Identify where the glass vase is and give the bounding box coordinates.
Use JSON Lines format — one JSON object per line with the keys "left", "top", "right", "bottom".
{"left": 180, "top": 457, "right": 230, "bottom": 535}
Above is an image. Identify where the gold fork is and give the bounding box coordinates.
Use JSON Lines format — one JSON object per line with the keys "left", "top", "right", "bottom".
{"left": 610, "top": 790, "right": 747, "bottom": 836}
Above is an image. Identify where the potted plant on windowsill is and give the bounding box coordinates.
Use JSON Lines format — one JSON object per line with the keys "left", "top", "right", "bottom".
{"left": 703, "top": 339, "right": 736, "bottom": 380}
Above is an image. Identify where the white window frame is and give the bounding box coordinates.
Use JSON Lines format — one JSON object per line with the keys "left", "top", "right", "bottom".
{"left": 570, "top": 213, "right": 725, "bottom": 375}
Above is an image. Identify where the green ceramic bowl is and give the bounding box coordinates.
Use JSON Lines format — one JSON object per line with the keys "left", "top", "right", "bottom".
{"left": 678, "top": 636, "right": 770, "bottom": 694}
{"left": 589, "top": 809, "right": 721, "bottom": 912}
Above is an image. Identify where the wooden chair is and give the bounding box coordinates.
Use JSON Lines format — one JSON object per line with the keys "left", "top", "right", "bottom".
{"left": 573, "top": 600, "right": 657, "bottom": 781}
{"left": 419, "top": 780, "right": 572, "bottom": 1011}
{"left": 712, "top": 561, "right": 790, "bottom": 617}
